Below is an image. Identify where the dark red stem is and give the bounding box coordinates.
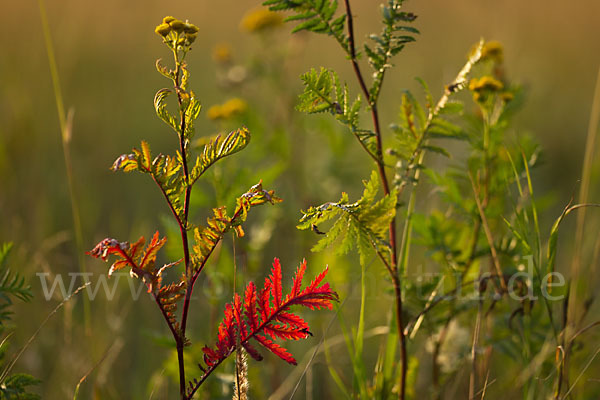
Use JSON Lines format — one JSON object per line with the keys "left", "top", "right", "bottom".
{"left": 342, "top": 1, "right": 406, "bottom": 399}
{"left": 173, "top": 53, "right": 192, "bottom": 400}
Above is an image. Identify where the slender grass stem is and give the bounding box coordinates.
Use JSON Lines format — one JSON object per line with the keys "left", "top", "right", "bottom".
{"left": 37, "top": 0, "right": 91, "bottom": 335}
{"left": 565, "top": 67, "right": 600, "bottom": 350}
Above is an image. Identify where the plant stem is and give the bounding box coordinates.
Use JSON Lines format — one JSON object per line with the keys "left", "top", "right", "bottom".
{"left": 37, "top": 0, "right": 92, "bottom": 336}
{"left": 170, "top": 46, "right": 192, "bottom": 399}
{"left": 469, "top": 292, "right": 483, "bottom": 399}
{"left": 342, "top": 1, "right": 406, "bottom": 398}
{"left": 560, "top": 67, "right": 600, "bottom": 397}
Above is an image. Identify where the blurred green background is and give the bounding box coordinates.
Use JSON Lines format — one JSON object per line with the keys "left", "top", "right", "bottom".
{"left": 1, "top": 0, "right": 599, "bottom": 398}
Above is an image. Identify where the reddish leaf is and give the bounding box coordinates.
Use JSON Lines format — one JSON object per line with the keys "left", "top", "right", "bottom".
{"left": 276, "top": 312, "right": 308, "bottom": 330}
{"left": 255, "top": 334, "right": 297, "bottom": 365}
{"left": 270, "top": 258, "right": 283, "bottom": 308}
{"left": 233, "top": 293, "right": 248, "bottom": 340}
{"left": 288, "top": 259, "right": 306, "bottom": 300}
{"left": 88, "top": 232, "right": 184, "bottom": 330}
{"left": 202, "top": 346, "right": 219, "bottom": 367}
{"left": 108, "top": 259, "right": 130, "bottom": 277}
{"left": 140, "top": 231, "right": 167, "bottom": 271}
{"left": 264, "top": 324, "right": 309, "bottom": 341}
{"left": 244, "top": 282, "right": 259, "bottom": 331}
{"left": 258, "top": 281, "right": 271, "bottom": 322}
{"left": 130, "top": 236, "right": 146, "bottom": 262}
{"left": 200, "top": 258, "right": 338, "bottom": 376}
{"left": 242, "top": 341, "right": 263, "bottom": 361}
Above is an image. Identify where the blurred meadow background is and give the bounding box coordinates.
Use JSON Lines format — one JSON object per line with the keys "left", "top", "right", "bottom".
{"left": 1, "top": 0, "right": 600, "bottom": 398}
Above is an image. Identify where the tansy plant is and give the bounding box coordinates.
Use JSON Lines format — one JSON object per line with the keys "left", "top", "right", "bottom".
{"left": 262, "top": 0, "right": 600, "bottom": 399}
{"left": 88, "top": 16, "right": 337, "bottom": 399}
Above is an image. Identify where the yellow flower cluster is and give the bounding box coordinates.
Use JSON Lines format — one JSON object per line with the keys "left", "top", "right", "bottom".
{"left": 155, "top": 16, "right": 199, "bottom": 46}
{"left": 207, "top": 98, "right": 248, "bottom": 120}
{"left": 469, "top": 76, "right": 504, "bottom": 92}
{"left": 481, "top": 41, "right": 504, "bottom": 63}
{"left": 212, "top": 43, "right": 232, "bottom": 64}
{"left": 469, "top": 76, "right": 504, "bottom": 102}
{"left": 240, "top": 9, "right": 283, "bottom": 33}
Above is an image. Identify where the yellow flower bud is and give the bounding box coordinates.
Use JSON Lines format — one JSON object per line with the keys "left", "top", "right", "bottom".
{"left": 184, "top": 23, "right": 199, "bottom": 34}
{"left": 169, "top": 19, "right": 186, "bottom": 32}
{"left": 155, "top": 23, "right": 171, "bottom": 37}
{"left": 163, "top": 16, "right": 176, "bottom": 24}
{"left": 469, "top": 76, "right": 504, "bottom": 92}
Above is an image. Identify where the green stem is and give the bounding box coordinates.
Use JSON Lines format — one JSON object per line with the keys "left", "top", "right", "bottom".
{"left": 37, "top": 0, "right": 91, "bottom": 335}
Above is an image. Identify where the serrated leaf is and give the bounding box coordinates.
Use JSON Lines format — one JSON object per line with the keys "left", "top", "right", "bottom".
{"left": 141, "top": 141, "right": 152, "bottom": 170}
{"left": 265, "top": 0, "right": 349, "bottom": 52}
{"left": 192, "top": 182, "right": 281, "bottom": 269}
{"left": 421, "top": 145, "right": 451, "bottom": 158}
{"left": 367, "top": 1, "right": 419, "bottom": 101}
{"left": 184, "top": 94, "right": 201, "bottom": 139}
{"left": 88, "top": 232, "right": 184, "bottom": 327}
{"left": 155, "top": 59, "right": 175, "bottom": 80}
{"left": 154, "top": 88, "right": 179, "bottom": 133}
{"left": 299, "top": 171, "right": 397, "bottom": 266}
{"left": 200, "top": 258, "right": 338, "bottom": 375}
{"left": 190, "top": 127, "right": 250, "bottom": 185}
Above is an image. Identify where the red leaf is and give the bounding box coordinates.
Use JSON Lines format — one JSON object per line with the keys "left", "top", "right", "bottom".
{"left": 233, "top": 293, "right": 248, "bottom": 340}
{"left": 287, "top": 259, "right": 306, "bottom": 301}
{"left": 216, "top": 304, "right": 236, "bottom": 355}
{"left": 202, "top": 346, "right": 219, "bottom": 367}
{"left": 88, "top": 233, "right": 170, "bottom": 281}
{"left": 255, "top": 334, "right": 297, "bottom": 365}
{"left": 244, "top": 282, "right": 259, "bottom": 331}
{"left": 271, "top": 258, "right": 283, "bottom": 309}
{"left": 108, "top": 259, "right": 130, "bottom": 276}
{"left": 87, "top": 238, "right": 128, "bottom": 261}
{"left": 88, "top": 232, "right": 184, "bottom": 334}
{"left": 242, "top": 341, "right": 263, "bottom": 361}
{"left": 276, "top": 312, "right": 308, "bottom": 330}
{"left": 264, "top": 323, "right": 309, "bottom": 341}
{"left": 130, "top": 236, "right": 147, "bottom": 262}
{"left": 200, "top": 258, "right": 337, "bottom": 376}
{"left": 258, "top": 281, "right": 271, "bottom": 322}
{"left": 139, "top": 231, "right": 166, "bottom": 271}
{"left": 304, "top": 266, "right": 329, "bottom": 293}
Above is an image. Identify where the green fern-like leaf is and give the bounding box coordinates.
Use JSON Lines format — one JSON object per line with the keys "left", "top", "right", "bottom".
{"left": 298, "top": 68, "right": 377, "bottom": 157}
{"left": 0, "top": 244, "right": 39, "bottom": 397}
{"left": 298, "top": 171, "right": 397, "bottom": 265}
{"left": 365, "top": 0, "right": 418, "bottom": 103}
{"left": 297, "top": 67, "right": 337, "bottom": 115}
{"left": 263, "top": 0, "right": 349, "bottom": 53}
{"left": 0, "top": 243, "right": 33, "bottom": 328}
{"left": 0, "top": 373, "right": 41, "bottom": 400}
{"left": 389, "top": 92, "right": 425, "bottom": 161}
